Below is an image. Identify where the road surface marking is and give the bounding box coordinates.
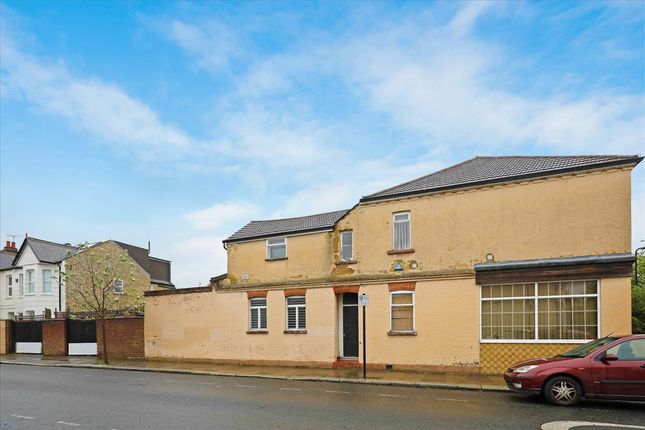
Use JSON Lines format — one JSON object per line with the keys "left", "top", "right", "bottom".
{"left": 280, "top": 387, "right": 303, "bottom": 391}
{"left": 325, "top": 390, "right": 349, "bottom": 394}
{"left": 377, "top": 393, "right": 405, "bottom": 398}
{"left": 56, "top": 421, "right": 81, "bottom": 426}
{"left": 542, "top": 422, "right": 645, "bottom": 430}
{"left": 11, "top": 415, "right": 34, "bottom": 420}
{"left": 235, "top": 384, "right": 257, "bottom": 388}
{"left": 197, "top": 382, "right": 220, "bottom": 386}
{"left": 435, "top": 398, "right": 468, "bottom": 402}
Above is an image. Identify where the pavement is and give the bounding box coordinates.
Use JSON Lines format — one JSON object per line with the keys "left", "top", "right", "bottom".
{"left": 0, "top": 354, "right": 507, "bottom": 391}
{"left": 2, "top": 364, "right": 644, "bottom": 430}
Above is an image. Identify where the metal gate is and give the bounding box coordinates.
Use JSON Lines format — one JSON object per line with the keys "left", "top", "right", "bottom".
{"left": 67, "top": 319, "right": 97, "bottom": 355}
{"left": 12, "top": 320, "right": 43, "bottom": 353}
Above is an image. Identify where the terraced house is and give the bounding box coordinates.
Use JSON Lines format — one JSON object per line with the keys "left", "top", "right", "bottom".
{"left": 145, "top": 155, "right": 642, "bottom": 374}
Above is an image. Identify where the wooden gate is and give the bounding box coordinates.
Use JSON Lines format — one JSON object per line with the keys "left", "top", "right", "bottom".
{"left": 12, "top": 320, "right": 43, "bottom": 353}
{"left": 66, "top": 319, "right": 97, "bottom": 355}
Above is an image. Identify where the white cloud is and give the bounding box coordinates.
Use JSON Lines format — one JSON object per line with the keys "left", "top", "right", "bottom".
{"left": 185, "top": 201, "right": 259, "bottom": 230}
{"left": 164, "top": 19, "right": 236, "bottom": 73}
{"left": 1, "top": 26, "right": 193, "bottom": 161}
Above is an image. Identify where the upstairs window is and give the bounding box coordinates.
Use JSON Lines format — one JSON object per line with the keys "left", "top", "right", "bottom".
{"left": 286, "top": 296, "right": 306, "bottom": 330}
{"left": 6, "top": 275, "right": 12, "bottom": 297}
{"left": 18, "top": 274, "right": 23, "bottom": 296}
{"left": 266, "top": 237, "right": 287, "bottom": 260}
{"left": 27, "top": 270, "right": 35, "bottom": 293}
{"left": 340, "top": 230, "right": 353, "bottom": 261}
{"left": 390, "top": 291, "right": 415, "bottom": 332}
{"left": 113, "top": 279, "right": 124, "bottom": 294}
{"left": 393, "top": 212, "right": 411, "bottom": 250}
{"left": 249, "top": 298, "right": 267, "bottom": 330}
{"left": 42, "top": 270, "right": 52, "bottom": 293}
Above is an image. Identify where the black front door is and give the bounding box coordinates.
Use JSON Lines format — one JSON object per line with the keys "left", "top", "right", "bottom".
{"left": 342, "top": 293, "right": 359, "bottom": 357}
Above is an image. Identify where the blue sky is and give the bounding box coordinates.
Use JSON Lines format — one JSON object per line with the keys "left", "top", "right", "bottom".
{"left": 1, "top": 1, "right": 644, "bottom": 286}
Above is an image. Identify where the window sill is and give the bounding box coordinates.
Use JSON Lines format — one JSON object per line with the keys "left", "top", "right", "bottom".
{"left": 265, "top": 257, "right": 288, "bottom": 262}
{"left": 387, "top": 249, "right": 415, "bottom": 255}
{"left": 336, "top": 259, "right": 357, "bottom": 265}
{"left": 247, "top": 330, "right": 268, "bottom": 334}
{"left": 388, "top": 330, "right": 417, "bottom": 336}
{"left": 283, "top": 329, "right": 307, "bottom": 334}
{"left": 41, "top": 292, "right": 54, "bottom": 295}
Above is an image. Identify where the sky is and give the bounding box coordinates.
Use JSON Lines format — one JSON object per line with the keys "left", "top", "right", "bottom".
{"left": 1, "top": 1, "right": 644, "bottom": 287}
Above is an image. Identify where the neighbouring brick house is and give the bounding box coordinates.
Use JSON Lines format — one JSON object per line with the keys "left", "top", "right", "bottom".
{"left": 145, "top": 155, "right": 641, "bottom": 374}
{"left": 65, "top": 240, "right": 174, "bottom": 314}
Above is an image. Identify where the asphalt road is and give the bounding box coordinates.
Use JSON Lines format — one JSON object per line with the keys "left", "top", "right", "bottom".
{"left": 1, "top": 364, "right": 643, "bottom": 430}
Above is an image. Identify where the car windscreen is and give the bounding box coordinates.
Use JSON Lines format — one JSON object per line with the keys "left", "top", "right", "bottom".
{"left": 558, "top": 337, "right": 619, "bottom": 358}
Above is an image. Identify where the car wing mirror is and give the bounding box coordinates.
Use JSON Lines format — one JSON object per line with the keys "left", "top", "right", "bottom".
{"left": 602, "top": 353, "right": 618, "bottom": 362}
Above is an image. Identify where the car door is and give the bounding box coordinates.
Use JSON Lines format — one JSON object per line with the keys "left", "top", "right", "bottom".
{"left": 590, "top": 338, "right": 645, "bottom": 399}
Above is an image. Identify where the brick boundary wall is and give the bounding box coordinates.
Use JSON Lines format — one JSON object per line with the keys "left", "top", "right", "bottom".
{"left": 42, "top": 319, "right": 67, "bottom": 357}
{"left": 0, "top": 320, "right": 12, "bottom": 355}
{"left": 43, "top": 319, "right": 67, "bottom": 357}
{"left": 97, "top": 317, "right": 144, "bottom": 359}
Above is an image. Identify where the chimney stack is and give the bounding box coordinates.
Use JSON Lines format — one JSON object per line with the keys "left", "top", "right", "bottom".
{"left": 2, "top": 240, "right": 18, "bottom": 254}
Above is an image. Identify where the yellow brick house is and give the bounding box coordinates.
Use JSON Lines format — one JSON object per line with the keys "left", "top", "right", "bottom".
{"left": 145, "top": 155, "right": 642, "bottom": 374}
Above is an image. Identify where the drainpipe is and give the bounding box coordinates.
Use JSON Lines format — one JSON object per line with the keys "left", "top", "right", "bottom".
{"left": 58, "top": 261, "right": 63, "bottom": 313}
{"left": 635, "top": 246, "right": 645, "bottom": 285}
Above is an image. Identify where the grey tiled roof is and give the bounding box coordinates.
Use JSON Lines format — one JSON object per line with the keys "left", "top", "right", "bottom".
{"left": 224, "top": 209, "right": 350, "bottom": 243}
{"left": 361, "top": 155, "right": 643, "bottom": 202}
{"left": 0, "top": 251, "right": 16, "bottom": 270}
{"left": 27, "top": 237, "right": 78, "bottom": 263}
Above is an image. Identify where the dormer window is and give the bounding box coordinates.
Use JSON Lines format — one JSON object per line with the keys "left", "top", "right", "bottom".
{"left": 266, "top": 237, "right": 287, "bottom": 260}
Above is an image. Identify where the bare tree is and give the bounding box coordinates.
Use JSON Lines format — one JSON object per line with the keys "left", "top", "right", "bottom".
{"left": 62, "top": 243, "right": 140, "bottom": 364}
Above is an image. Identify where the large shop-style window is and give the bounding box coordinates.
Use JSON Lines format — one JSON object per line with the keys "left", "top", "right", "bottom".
{"left": 481, "top": 280, "right": 599, "bottom": 341}
{"left": 266, "top": 238, "right": 287, "bottom": 260}
{"left": 393, "top": 212, "right": 411, "bottom": 250}
{"left": 249, "top": 298, "right": 267, "bottom": 330}
{"left": 390, "top": 291, "right": 415, "bottom": 332}
{"left": 286, "top": 296, "right": 306, "bottom": 330}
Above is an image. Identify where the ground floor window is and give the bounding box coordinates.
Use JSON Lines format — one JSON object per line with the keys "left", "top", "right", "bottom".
{"left": 249, "top": 297, "right": 267, "bottom": 330}
{"left": 390, "top": 291, "right": 415, "bottom": 332}
{"left": 481, "top": 280, "right": 598, "bottom": 341}
{"left": 286, "top": 296, "right": 306, "bottom": 330}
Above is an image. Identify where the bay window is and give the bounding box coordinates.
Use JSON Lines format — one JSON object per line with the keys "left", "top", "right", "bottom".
{"left": 42, "top": 269, "right": 52, "bottom": 293}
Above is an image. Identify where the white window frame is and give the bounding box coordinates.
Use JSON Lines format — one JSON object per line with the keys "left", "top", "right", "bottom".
{"left": 479, "top": 279, "right": 601, "bottom": 344}
{"left": 389, "top": 290, "right": 415, "bottom": 332}
{"left": 113, "top": 279, "right": 124, "bottom": 295}
{"left": 285, "top": 295, "right": 306, "bottom": 330}
{"left": 25, "top": 310, "right": 35, "bottom": 319}
{"left": 248, "top": 297, "right": 268, "bottom": 331}
{"left": 266, "top": 237, "right": 287, "bottom": 260}
{"left": 392, "top": 212, "right": 411, "bottom": 250}
{"left": 42, "top": 269, "right": 52, "bottom": 293}
{"left": 6, "top": 275, "right": 12, "bottom": 297}
{"left": 18, "top": 273, "right": 23, "bottom": 296}
{"left": 26, "top": 270, "right": 35, "bottom": 294}
{"left": 340, "top": 230, "right": 353, "bottom": 261}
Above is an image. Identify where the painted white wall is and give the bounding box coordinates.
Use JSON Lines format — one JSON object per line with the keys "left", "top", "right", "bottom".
{"left": 0, "top": 244, "right": 65, "bottom": 319}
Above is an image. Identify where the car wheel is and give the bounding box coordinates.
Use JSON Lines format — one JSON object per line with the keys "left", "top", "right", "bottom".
{"left": 543, "top": 376, "right": 582, "bottom": 406}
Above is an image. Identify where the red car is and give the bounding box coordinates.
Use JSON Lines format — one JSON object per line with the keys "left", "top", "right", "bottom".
{"left": 504, "top": 334, "right": 645, "bottom": 406}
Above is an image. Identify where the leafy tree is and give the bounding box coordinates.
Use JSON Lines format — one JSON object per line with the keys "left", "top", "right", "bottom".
{"left": 62, "top": 243, "right": 140, "bottom": 363}
{"left": 632, "top": 254, "right": 645, "bottom": 334}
